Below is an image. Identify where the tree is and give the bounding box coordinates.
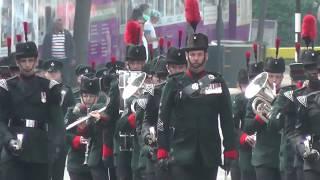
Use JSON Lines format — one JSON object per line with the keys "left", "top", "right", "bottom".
{"left": 73, "top": 0, "right": 92, "bottom": 65}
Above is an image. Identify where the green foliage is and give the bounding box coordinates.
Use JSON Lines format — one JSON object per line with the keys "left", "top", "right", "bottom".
{"left": 252, "top": 0, "right": 319, "bottom": 46}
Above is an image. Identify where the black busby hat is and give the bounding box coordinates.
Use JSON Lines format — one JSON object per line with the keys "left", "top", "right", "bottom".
{"left": 166, "top": 47, "right": 187, "bottom": 65}
{"left": 15, "top": 42, "right": 38, "bottom": 60}
{"left": 248, "top": 62, "right": 264, "bottom": 79}
{"left": 80, "top": 76, "right": 100, "bottom": 95}
{"left": 153, "top": 57, "right": 169, "bottom": 77}
{"left": 43, "top": 59, "right": 63, "bottom": 72}
{"left": 300, "top": 49, "right": 318, "bottom": 68}
{"left": 264, "top": 57, "right": 285, "bottom": 73}
{"left": 105, "top": 56, "right": 125, "bottom": 73}
{"left": 185, "top": 33, "right": 209, "bottom": 51}
{"left": 126, "top": 45, "right": 147, "bottom": 61}
{"left": 96, "top": 67, "right": 109, "bottom": 78}
{"left": 75, "top": 65, "right": 95, "bottom": 76}
{"left": 289, "top": 63, "right": 306, "bottom": 81}
{"left": 237, "top": 69, "right": 249, "bottom": 85}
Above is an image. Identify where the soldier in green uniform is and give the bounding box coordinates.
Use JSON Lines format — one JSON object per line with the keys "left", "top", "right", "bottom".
{"left": 0, "top": 41, "right": 64, "bottom": 180}
{"left": 291, "top": 49, "right": 320, "bottom": 180}
{"left": 114, "top": 44, "right": 146, "bottom": 180}
{"left": 43, "top": 59, "right": 76, "bottom": 180}
{"left": 267, "top": 62, "right": 305, "bottom": 180}
{"left": 235, "top": 61, "right": 263, "bottom": 180}
{"left": 72, "top": 75, "right": 118, "bottom": 180}
{"left": 244, "top": 57, "right": 285, "bottom": 180}
{"left": 157, "top": 32, "right": 237, "bottom": 180}
{"left": 142, "top": 46, "right": 187, "bottom": 180}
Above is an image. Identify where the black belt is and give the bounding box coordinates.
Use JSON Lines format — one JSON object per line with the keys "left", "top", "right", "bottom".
{"left": 9, "top": 119, "right": 48, "bottom": 131}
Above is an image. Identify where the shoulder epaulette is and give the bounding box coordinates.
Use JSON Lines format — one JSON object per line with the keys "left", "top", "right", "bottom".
{"left": 296, "top": 95, "right": 307, "bottom": 107}
{"left": 0, "top": 79, "right": 8, "bottom": 91}
{"left": 283, "top": 90, "right": 294, "bottom": 102}
{"left": 49, "top": 80, "right": 60, "bottom": 89}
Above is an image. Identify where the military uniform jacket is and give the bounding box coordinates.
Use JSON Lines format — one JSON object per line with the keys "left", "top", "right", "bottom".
{"left": 157, "top": 71, "right": 235, "bottom": 167}
{"left": 232, "top": 92, "right": 254, "bottom": 172}
{"left": 293, "top": 85, "right": 320, "bottom": 172}
{"left": 244, "top": 94, "right": 281, "bottom": 169}
{"left": 268, "top": 85, "right": 298, "bottom": 171}
{"left": 65, "top": 105, "right": 91, "bottom": 173}
{"left": 0, "top": 75, "right": 64, "bottom": 164}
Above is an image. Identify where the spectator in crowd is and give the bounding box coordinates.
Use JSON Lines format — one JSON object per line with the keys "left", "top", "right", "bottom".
{"left": 144, "top": 10, "right": 161, "bottom": 57}
{"left": 41, "top": 18, "right": 75, "bottom": 85}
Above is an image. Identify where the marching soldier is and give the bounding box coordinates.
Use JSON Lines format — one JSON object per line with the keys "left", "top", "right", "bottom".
{"left": 244, "top": 54, "right": 285, "bottom": 180}
{"left": 114, "top": 44, "right": 147, "bottom": 180}
{"left": 157, "top": 32, "right": 237, "bottom": 180}
{"left": 234, "top": 49, "right": 263, "bottom": 180}
{"left": 291, "top": 48, "right": 320, "bottom": 180}
{"left": 142, "top": 36, "right": 187, "bottom": 180}
{"left": 0, "top": 41, "right": 64, "bottom": 180}
{"left": 43, "top": 59, "right": 75, "bottom": 180}
{"left": 267, "top": 62, "right": 305, "bottom": 180}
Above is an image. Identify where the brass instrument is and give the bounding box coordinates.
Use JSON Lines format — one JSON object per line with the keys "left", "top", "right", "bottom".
{"left": 245, "top": 72, "right": 276, "bottom": 123}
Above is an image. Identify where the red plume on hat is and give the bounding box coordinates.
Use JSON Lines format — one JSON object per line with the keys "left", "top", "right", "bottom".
{"left": 23, "top": 22, "right": 28, "bottom": 42}
{"left": 301, "top": 14, "right": 317, "bottom": 49}
{"left": 167, "top": 40, "right": 172, "bottom": 49}
{"left": 159, "top": 37, "right": 164, "bottom": 54}
{"left": 124, "top": 20, "right": 142, "bottom": 45}
{"left": 6, "top": 37, "right": 11, "bottom": 55}
{"left": 253, "top": 43, "right": 258, "bottom": 63}
{"left": 178, "top": 30, "right": 183, "bottom": 49}
{"left": 111, "top": 56, "right": 116, "bottom": 64}
{"left": 148, "top": 44, "right": 153, "bottom": 60}
{"left": 16, "top": 34, "right": 22, "bottom": 43}
{"left": 295, "top": 42, "right": 301, "bottom": 58}
{"left": 185, "top": 0, "right": 201, "bottom": 32}
{"left": 275, "top": 38, "right": 281, "bottom": 59}
{"left": 91, "top": 61, "right": 96, "bottom": 71}
{"left": 245, "top": 51, "right": 251, "bottom": 70}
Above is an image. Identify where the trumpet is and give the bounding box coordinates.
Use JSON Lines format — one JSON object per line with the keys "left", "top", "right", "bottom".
{"left": 245, "top": 72, "right": 276, "bottom": 123}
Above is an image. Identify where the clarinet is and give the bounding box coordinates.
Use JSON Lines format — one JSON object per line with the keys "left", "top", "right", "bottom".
{"left": 83, "top": 138, "right": 91, "bottom": 165}
{"left": 83, "top": 106, "right": 92, "bottom": 165}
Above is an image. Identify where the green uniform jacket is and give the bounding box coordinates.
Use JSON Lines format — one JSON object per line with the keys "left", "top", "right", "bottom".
{"left": 268, "top": 85, "right": 297, "bottom": 172}
{"left": 0, "top": 76, "right": 64, "bottom": 164}
{"left": 232, "top": 92, "right": 254, "bottom": 172}
{"left": 157, "top": 71, "right": 235, "bottom": 168}
{"left": 244, "top": 94, "right": 281, "bottom": 169}
{"left": 65, "top": 105, "right": 90, "bottom": 173}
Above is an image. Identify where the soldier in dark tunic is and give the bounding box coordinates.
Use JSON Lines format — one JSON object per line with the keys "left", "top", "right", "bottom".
{"left": 0, "top": 41, "right": 64, "bottom": 180}
{"left": 157, "top": 33, "right": 237, "bottom": 180}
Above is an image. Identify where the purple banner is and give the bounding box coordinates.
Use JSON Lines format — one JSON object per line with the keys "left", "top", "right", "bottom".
{"left": 88, "top": 0, "right": 119, "bottom": 65}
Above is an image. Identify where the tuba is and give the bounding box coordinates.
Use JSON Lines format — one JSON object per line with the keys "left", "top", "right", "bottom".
{"left": 245, "top": 72, "right": 276, "bottom": 123}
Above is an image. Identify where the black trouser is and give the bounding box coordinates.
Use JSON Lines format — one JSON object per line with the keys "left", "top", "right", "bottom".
{"left": 69, "top": 171, "right": 93, "bottom": 180}
{"left": 304, "top": 170, "right": 320, "bottom": 180}
{"left": 241, "top": 170, "right": 256, "bottom": 180}
{"left": 255, "top": 166, "right": 281, "bottom": 180}
{"left": 50, "top": 147, "right": 67, "bottom": 180}
{"left": 91, "top": 165, "right": 116, "bottom": 180}
{"left": 170, "top": 165, "right": 218, "bottom": 180}
{"left": 1, "top": 160, "right": 48, "bottom": 180}
{"left": 281, "top": 167, "right": 299, "bottom": 180}
{"left": 116, "top": 151, "right": 132, "bottom": 180}
{"left": 231, "top": 162, "right": 241, "bottom": 180}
